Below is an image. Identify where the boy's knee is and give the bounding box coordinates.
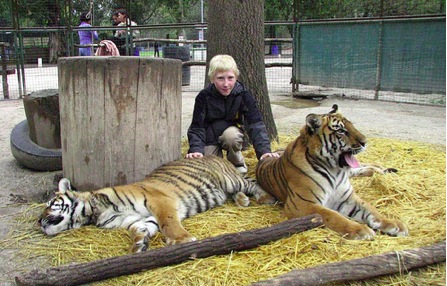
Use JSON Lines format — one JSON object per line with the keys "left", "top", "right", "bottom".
{"left": 220, "top": 127, "right": 244, "bottom": 145}
{"left": 219, "top": 128, "right": 243, "bottom": 152}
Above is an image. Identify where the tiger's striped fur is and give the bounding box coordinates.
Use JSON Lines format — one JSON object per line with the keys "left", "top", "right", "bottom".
{"left": 256, "top": 105, "right": 408, "bottom": 240}
{"left": 39, "top": 155, "right": 275, "bottom": 253}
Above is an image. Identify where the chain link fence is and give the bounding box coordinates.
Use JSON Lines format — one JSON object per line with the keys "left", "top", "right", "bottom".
{"left": 0, "top": 23, "right": 294, "bottom": 100}
{"left": 0, "top": 0, "right": 444, "bottom": 105}
{"left": 292, "top": 16, "right": 445, "bottom": 105}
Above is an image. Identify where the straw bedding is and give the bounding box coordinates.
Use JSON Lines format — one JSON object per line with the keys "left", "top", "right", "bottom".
{"left": 3, "top": 136, "right": 446, "bottom": 285}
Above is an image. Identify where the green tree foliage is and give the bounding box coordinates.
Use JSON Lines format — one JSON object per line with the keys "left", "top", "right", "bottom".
{"left": 265, "top": 0, "right": 294, "bottom": 21}
{"left": 1, "top": 0, "right": 443, "bottom": 28}
{"left": 0, "top": 1, "right": 13, "bottom": 27}
{"left": 295, "top": 0, "right": 445, "bottom": 20}
{"left": 161, "top": 0, "right": 201, "bottom": 23}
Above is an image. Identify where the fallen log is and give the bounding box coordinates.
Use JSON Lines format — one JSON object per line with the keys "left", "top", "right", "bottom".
{"left": 253, "top": 240, "right": 446, "bottom": 286}
{"left": 15, "top": 214, "right": 323, "bottom": 286}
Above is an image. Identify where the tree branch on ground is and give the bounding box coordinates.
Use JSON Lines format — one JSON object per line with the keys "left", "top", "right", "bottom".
{"left": 15, "top": 214, "right": 323, "bottom": 286}
{"left": 253, "top": 240, "right": 446, "bottom": 286}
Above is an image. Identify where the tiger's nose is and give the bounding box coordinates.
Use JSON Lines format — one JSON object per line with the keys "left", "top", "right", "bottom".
{"left": 357, "top": 136, "right": 367, "bottom": 147}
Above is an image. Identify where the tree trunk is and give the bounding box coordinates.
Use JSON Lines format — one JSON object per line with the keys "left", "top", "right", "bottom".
{"left": 47, "top": 1, "right": 66, "bottom": 63}
{"left": 207, "top": 0, "right": 278, "bottom": 141}
{"left": 49, "top": 33, "right": 66, "bottom": 64}
{"left": 253, "top": 241, "right": 446, "bottom": 286}
{"left": 15, "top": 215, "right": 323, "bottom": 286}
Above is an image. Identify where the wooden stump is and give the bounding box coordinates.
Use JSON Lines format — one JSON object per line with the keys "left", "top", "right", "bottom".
{"left": 23, "top": 89, "right": 61, "bottom": 149}
{"left": 58, "top": 57, "right": 182, "bottom": 190}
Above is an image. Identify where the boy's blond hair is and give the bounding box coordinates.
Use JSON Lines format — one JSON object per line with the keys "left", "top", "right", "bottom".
{"left": 208, "top": 54, "right": 240, "bottom": 81}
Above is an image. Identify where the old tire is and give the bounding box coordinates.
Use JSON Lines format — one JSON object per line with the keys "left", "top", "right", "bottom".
{"left": 10, "top": 120, "right": 62, "bottom": 171}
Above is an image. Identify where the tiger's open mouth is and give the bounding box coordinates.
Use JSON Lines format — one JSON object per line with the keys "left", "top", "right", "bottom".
{"left": 339, "top": 152, "right": 361, "bottom": 168}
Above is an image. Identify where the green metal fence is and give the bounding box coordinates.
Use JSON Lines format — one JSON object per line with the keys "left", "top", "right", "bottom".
{"left": 292, "top": 16, "right": 446, "bottom": 105}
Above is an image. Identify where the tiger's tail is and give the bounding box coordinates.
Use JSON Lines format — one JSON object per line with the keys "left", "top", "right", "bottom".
{"left": 242, "top": 174, "right": 277, "bottom": 205}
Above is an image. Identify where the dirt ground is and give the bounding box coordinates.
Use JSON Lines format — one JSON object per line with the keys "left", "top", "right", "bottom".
{"left": 0, "top": 94, "right": 445, "bottom": 285}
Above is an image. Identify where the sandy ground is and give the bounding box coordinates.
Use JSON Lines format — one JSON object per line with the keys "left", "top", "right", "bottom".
{"left": 0, "top": 94, "right": 445, "bottom": 285}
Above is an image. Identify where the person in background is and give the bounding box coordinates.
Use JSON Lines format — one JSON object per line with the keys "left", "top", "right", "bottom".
{"left": 109, "top": 11, "right": 125, "bottom": 54}
{"left": 186, "top": 54, "right": 279, "bottom": 174}
{"left": 114, "top": 9, "right": 139, "bottom": 38}
{"left": 154, "top": 41, "right": 160, "bottom": 57}
{"left": 78, "top": 12, "right": 99, "bottom": 56}
{"left": 114, "top": 9, "right": 140, "bottom": 55}
{"left": 111, "top": 12, "right": 119, "bottom": 35}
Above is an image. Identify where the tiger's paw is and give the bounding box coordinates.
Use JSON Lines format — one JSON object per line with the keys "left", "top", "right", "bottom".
{"left": 256, "top": 193, "right": 277, "bottom": 205}
{"left": 234, "top": 192, "right": 250, "bottom": 207}
{"left": 341, "top": 223, "right": 376, "bottom": 240}
{"left": 375, "top": 218, "right": 409, "bottom": 237}
{"left": 350, "top": 164, "right": 398, "bottom": 177}
{"left": 165, "top": 235, "right": 197, "bottom": 246}
{"left": 131, "top": 236, "right": 149, "bottom": 253}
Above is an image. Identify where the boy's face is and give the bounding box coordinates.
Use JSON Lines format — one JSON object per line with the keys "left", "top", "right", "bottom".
{"left": 212, "top": 71, "right": 237, "bottom": 96}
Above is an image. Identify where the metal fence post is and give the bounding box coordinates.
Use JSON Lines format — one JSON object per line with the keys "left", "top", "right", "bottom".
{"left": 1, "top": 42, "right": 10, "bottom": 99}
{"left": 292, "top": 23, "right": 300, "bottom": 92}
{"left": 374, "top": 20, "right": 384, "bottom": 101}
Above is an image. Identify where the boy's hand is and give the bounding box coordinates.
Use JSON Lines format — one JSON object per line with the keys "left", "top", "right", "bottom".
{"left": 260, "top": 152, "right": 280, "bottom": 160}
{"left": 186, "top": 152, "right": 203, "bottom": 159}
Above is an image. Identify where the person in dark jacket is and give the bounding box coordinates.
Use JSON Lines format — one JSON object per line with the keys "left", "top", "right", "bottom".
{"left": 186, "top": 54, "right": 279, "bottom": 174}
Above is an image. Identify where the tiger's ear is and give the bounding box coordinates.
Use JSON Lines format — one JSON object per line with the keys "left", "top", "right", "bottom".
{"left": 58, "top": 178, "right": 72, "bottom": 194}
{"left": 306, "top": 114, "right": 322, "bottom": 135}
{"left": 329, "top": 104, "right": 339, "bottom": 114}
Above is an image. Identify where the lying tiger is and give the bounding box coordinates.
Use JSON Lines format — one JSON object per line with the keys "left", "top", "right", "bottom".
{"left": 256, "top": 105, "right": 408, "bottom": 240}
{"left": 39, "top": 155, "right": 275, "bottom": 253}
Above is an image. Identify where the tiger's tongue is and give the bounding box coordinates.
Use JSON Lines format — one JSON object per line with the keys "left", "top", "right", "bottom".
{"left": 344, "top": 153, "right": 360, "bottom": 168}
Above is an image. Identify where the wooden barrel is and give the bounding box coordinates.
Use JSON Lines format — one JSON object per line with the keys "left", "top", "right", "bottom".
{"left": 58, "top": 57, "right": 182, "bottom": 191}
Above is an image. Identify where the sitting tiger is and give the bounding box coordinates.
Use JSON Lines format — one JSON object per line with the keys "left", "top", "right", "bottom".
{"left": 256, "top": 105, "right": 408, "bottom": 240}
{"left": 39, "top": 155, "right": 275, "bottom": 253}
